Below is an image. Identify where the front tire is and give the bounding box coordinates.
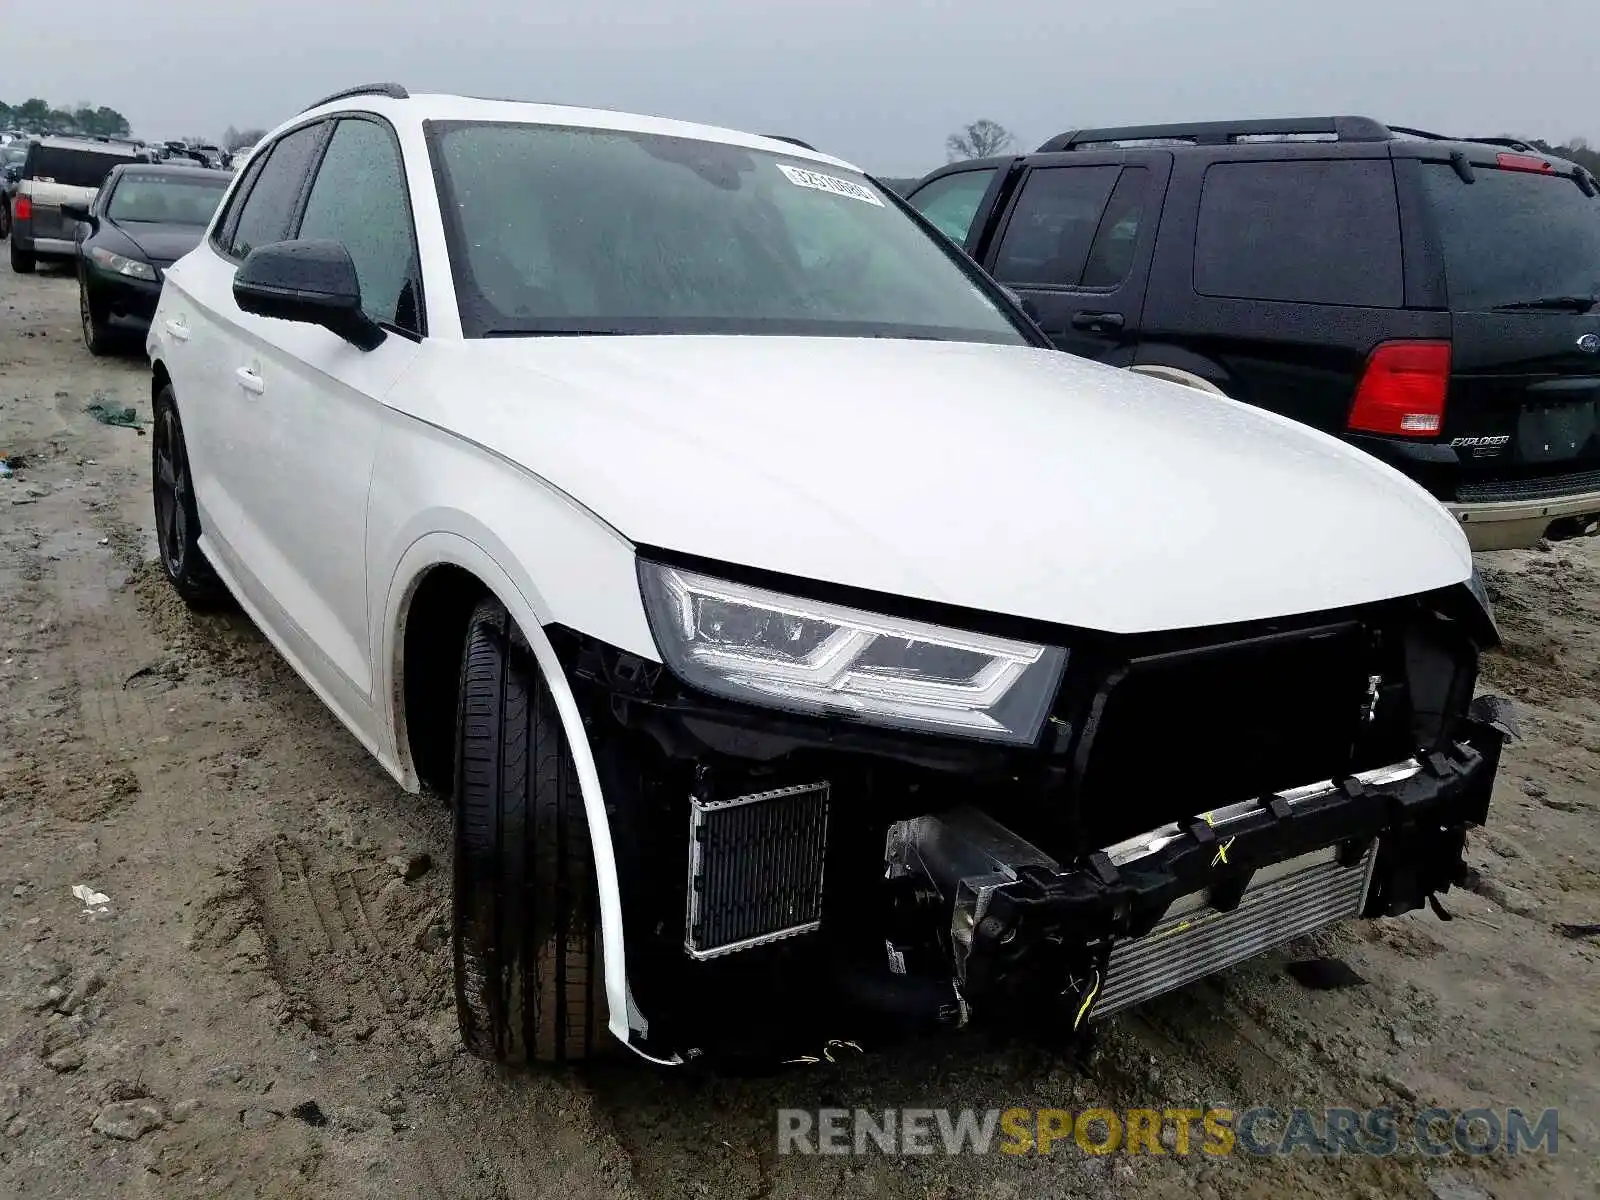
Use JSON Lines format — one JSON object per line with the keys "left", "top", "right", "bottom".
{"left": 152, "top": 384, "right": 227, "bottom": 607}
{"left": 80, "top": 279, "right": 111, "bottom": 355}
{"left": 453, "top": 597, "right": 604, "bottom": 1066}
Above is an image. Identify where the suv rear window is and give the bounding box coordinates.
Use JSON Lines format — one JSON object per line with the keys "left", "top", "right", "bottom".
{"left": 1194, "top": 159, "right": 1404, "bottom": 308}
{"left": 1419, "top": 164, "right": 1600, "bottom": 312}
{"left": 25, "top": 145, "right": 134, "bottom": 189}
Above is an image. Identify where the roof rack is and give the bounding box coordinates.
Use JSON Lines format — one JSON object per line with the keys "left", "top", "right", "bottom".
{"left": 300, "top": 82, "right": 409, "bottom": 113}
{"left": 1386, "top": 126, "right": 1538, "bottom": 152}
{"left": 763, "top": 134, "right": 817, "bottom": 151}
{"left": 1037, "top": 116, "right": 1393, "bottom": 151}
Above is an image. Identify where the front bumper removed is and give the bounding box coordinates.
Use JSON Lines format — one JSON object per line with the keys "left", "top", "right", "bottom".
{"left": 883, "top": 706, "right": 1506, "bottom": 1038}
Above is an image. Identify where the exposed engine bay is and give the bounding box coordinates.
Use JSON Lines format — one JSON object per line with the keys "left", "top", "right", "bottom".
{"left": 552, "top": 563, "right": 1509, "bottom": 1066}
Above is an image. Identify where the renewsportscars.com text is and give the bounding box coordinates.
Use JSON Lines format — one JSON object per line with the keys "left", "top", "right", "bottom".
{"left": 776, "top": 1106, "right": 1561, "bottom": 1158}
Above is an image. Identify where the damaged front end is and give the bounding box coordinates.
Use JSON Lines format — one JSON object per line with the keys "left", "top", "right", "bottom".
{"left": 551, "top": 553, "right": 1509, "bottom": 1066}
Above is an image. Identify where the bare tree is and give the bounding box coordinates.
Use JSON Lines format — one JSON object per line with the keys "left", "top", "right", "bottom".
{"left": 946, "top": 119, "right": 1015, "bottom": 162}
{"left": 223, "top": 126, "right": 266, "bottom": 151}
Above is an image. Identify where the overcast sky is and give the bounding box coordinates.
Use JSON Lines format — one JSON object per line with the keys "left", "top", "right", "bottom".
{"left": 11, "top": 1, "right": 1597, "bottom": 174}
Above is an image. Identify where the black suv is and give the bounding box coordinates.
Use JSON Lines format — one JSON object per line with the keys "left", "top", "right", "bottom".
{"left": 904, "top": 117, "right": 1600, "bottom": 551}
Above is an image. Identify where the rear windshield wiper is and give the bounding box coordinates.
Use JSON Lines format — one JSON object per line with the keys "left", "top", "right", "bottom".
{"left": 1492, "top": 293, "right": 1599, "bottom": 312}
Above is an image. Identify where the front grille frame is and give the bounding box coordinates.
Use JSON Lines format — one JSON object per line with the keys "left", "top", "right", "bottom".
{"left": 684, "top": 781, "right": 830, "bottom": 960}
{"left": 1061, "top": 618, "right": 1392, "bottom": 850}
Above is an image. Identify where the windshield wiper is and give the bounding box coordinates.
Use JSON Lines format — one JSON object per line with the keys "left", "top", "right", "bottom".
{"left": 1492, "top": 293, "right": 1599, "bottom": 312}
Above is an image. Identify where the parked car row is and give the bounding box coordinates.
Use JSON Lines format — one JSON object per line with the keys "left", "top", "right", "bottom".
{"left": 2, "top": 132, "right": 235, "bottom": 254}
{"left": 903, "top": 117, "right": 1600, "bottom": 552}
{"left": 132, "top": 85, "right": 1512, "bottom": 1072}
{"left": 4, "top": 133, "right": 232, "bottom": 350}
{"left": 0, "top": 140, "right": 26, "bottom": 238}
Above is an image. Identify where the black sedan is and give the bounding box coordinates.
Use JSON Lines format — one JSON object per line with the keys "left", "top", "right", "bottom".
{"left": 64, "top": 163, "right": 230, "bottom": 354}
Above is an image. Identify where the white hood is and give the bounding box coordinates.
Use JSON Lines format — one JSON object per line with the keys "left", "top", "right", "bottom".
{"left": 403, "top": 336, "right": 1472, "bottom": 635}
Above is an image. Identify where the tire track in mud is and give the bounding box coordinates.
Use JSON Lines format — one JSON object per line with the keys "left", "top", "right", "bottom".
{"left": 237, "top": 836, "right": 444, "bottom": 1038}
{"left": 19, "top": 459, "right": 643, "bottom": 1199}
{"left": 193, "top": 810, "right": 638, "bottom": 1198}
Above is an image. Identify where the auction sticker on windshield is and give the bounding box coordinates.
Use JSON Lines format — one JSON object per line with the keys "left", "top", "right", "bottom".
{"left": 777, "top": 163, "right": 884, "bottom": 206}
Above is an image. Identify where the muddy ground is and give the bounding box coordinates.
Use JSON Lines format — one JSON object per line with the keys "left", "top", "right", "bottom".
{"left": 0, "top": 262, "right": 1595, "bottom": 1200}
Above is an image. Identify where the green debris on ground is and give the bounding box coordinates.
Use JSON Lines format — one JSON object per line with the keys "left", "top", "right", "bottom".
{"left": 84, "top": 398, "right": 143, "bottom": 429}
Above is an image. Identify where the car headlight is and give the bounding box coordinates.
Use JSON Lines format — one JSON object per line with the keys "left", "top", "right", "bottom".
{"left": 637, "top": 561, "right": 1068, "bottom": 745}
{"left": 88, "top": 245, "right": 157, "bottom": 281}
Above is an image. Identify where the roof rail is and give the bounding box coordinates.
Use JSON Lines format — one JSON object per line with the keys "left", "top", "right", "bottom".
{"left": 1387, "top": 126, "right": 1537, "bottom": 152}
{"left": 300, "top": 82, "right": 409, "bottom": 113}
{"left": 764, "top": 135, "right": 817, "bottom": 151}
{"left": 1037, "top": 116, "right": 1392, "bottom": 151}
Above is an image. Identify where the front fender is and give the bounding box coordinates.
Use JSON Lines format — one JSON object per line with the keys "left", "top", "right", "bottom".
{"left": 381, "top": 529, "right": 642, "bottom": 1050}
{"left": 370, "top": 417, "right": 663, "bottom": 1054}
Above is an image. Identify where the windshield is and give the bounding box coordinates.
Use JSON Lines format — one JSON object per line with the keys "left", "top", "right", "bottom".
{"left": 426, "top": 121, "right": 1031, "bottom": 343}
{"left": 1420, "top": 163, "right": 1600, "bottom": 311}
{"left": 107, "top": 171, "right": 228, "bottom": 224}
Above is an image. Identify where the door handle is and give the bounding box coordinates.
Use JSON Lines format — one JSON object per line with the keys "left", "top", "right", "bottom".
{"left": 234, "top": 366, "right": 265, "bottom": 394}
{"left": 164, "top": 318, "right": 190, "bottom": 342}
{"left": 1070, "top": 310, "right": 1125, "bottom": 333}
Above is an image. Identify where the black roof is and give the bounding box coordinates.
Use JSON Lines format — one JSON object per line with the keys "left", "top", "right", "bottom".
{"left": 32, "top": 134, "right": 145, "bottom": 154}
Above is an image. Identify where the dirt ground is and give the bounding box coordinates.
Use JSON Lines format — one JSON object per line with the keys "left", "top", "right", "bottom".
{"left": 0, "top": 262, "right": 1596, "bottom": 1200}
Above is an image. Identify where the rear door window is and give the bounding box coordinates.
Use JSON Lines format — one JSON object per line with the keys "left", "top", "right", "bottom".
{"left": 906, "top": 168, "right": 996, "bottom": 244}
{"left": 223, "top": 122, "right": 327, "bottom": 260}
{"left": 1080, "top": 166, "right": 1152, "bottom": 289}
{"left": 1418, "top": 164, "right": 1600, "bottom": 311}
{"left": 1193, "top": 159, "right": 1404, "bottom": 307}
{"left": 992, "top": 164, "right": 1120, "bottom": 286}
{"left": 212, "top": 151, "right": 270, "bottom": 254}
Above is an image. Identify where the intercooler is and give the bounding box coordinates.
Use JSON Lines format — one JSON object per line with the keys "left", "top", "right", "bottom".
{"left": 1089, "top": 840, "right": 1378, "bottom": 1019}
{"left": 684, "top": 782, "right": 830, "bottom": 959}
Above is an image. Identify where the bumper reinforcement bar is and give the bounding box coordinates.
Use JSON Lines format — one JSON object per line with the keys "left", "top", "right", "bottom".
{"left": 960, "top": 713, "right": 1506, "bottom": 1024}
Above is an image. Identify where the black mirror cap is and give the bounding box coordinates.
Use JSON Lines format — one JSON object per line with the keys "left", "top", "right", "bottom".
{"left": 233, "top": 239, "right": 385, "bottom": 350}
{"left": 61, "top": 201, "right": 92, "bottom": 222}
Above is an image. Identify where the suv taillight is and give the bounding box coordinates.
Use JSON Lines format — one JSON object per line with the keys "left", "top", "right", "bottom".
{"left": 1347, "top": 341, "right": 1451, "bottom": 437}
{"left": 13, "top": 195, "right": 30, "bottom": 221}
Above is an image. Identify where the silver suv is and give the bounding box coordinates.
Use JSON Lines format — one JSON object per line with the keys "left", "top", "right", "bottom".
{"left": 10, "top": 136, "right": 144, "bottom": 273}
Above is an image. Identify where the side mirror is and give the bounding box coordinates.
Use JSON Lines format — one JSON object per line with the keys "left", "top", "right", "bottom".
{"left": 61, "top": 200, "right": 93, "bottom": 223}
{"left": 232, "top": 239, "right": 385, "bottom": 350}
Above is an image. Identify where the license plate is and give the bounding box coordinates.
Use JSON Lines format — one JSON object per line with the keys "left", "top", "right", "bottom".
{"left": 1517, "top": 399, "right": 1598, "bottom": 463}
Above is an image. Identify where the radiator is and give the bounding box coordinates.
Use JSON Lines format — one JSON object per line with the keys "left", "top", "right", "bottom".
{"left": 684, "top": 782, "right": 830, "bottom": 959}
{"left": 1090, "top": 841, "right": 1377, "bottom": 1019}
